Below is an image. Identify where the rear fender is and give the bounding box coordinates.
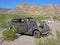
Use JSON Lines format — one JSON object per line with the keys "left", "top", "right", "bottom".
{"left": 24, "top": 27, "right": 41, "bottom": 35}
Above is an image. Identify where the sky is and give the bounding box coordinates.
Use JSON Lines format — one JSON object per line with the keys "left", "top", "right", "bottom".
{"left": 0, "top": 0, "right": 60, "bottom": 8}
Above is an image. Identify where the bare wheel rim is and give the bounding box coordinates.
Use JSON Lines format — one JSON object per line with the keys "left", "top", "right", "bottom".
{"left": 33, "top": 30, "right": 41, "bottom": 38}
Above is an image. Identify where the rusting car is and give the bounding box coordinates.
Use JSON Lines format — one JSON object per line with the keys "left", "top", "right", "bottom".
{"left": 9, "top": 17, "right": 50, "bottom": 38}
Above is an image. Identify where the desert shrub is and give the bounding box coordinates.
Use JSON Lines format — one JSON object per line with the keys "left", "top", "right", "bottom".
{"left": 33, "top": 16, "right": 49, "bottom": 21}
{"left": 56, "top": 30, "right": 60, "bottom": 39}
{"left": 53, "top": 16, "right": 57, "bottom": 19}
{"left": 35, "top": 30, "right": 60, "bottom": 45}
{"left": 2, "top": 29, "right": 16, "bottom": 41}
{"left": 46, "top": 38, "right": 56, "bottom": 45}
{"left": 0, "top": 14, "right": 26, "bottom": 28}
{"left": 35, "top": 37, "right": 56, "bottom": 45}
{"left": 53, "top": 16, "right": 60, "bottom": 21}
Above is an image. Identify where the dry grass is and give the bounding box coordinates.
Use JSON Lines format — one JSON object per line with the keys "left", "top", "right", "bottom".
{"left": 35, "top": 30, "right": 60, "bottom": 45}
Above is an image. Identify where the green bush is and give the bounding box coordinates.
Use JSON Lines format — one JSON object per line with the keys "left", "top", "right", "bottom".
{"left": 53, "top": 16, "right": 57, "bottom": 19}
{"left": 56, "top": 30, "right": 60, "bottom": 39}
{"left": 53, "top": 16, "right": 60, "bottom": 20}
{"left": 2, "top": 29, "right": 16, "bottom": 41}
{"left": 35, "top": 37, "right": 57, "bottom": 45}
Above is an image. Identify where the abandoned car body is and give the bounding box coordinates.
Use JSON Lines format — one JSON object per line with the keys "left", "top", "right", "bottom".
{"left": 9, "top": 17, "right": 50, "bottom": 37}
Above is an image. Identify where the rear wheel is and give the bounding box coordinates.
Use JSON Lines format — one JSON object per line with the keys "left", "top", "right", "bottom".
{"left": 33, "top": 30, "right": 41, "bottom": 38}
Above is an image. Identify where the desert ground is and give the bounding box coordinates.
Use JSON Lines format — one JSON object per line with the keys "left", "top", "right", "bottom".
{"left": 0, "top": 20, "right": 60, "bottom": 45}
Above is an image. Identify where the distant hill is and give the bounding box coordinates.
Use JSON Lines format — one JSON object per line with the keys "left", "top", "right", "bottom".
{"left": 0, "top": 4, "right": 60, "bottom": 15}
{"left": 0, "top": 8, "right": 9, "bottom": 13}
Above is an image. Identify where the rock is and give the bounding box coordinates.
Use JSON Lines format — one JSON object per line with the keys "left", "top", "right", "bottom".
{"left": 1, "top": 35, "right": 35, "bottom": 45}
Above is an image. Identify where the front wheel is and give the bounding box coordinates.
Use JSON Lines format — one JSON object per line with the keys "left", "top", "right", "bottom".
{"left": 33, "top": 30, "right": 41, "bottom": 38}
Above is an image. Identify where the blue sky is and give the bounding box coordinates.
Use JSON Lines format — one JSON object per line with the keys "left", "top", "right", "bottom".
{"left": 0, "top": 0, "right": 60, "bottom": 8}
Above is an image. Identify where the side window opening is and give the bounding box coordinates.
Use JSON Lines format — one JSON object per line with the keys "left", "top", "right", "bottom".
{"left": 12, "top": 19, "right": 17, "bottom": 23}
{"left": 18, "top": 19, "right": 25, "bottom": 23}
{"left": 12, "top": 18, "right": 25, "bottom": 23}
{"left": 27, "top": 18, "right": 33, "bottom": 21}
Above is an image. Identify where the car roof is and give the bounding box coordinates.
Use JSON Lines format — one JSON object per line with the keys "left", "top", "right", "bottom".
{"left": 12, "top": 17, "right": 33, "bottom": 21}
{"left": 12, "top": 18, "right": 24, "bottom": 20}
{"left": 25, "top": 17, "right": 33, "bottom": 19}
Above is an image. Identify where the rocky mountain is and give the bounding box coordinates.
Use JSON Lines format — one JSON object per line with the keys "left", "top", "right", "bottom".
{"left": 0, "top": 4, "right": 60, "bottom": 15}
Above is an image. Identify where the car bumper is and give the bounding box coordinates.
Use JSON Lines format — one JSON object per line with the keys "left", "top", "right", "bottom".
{"left": 42, "top": 30, "right": 51, "bottom": 35}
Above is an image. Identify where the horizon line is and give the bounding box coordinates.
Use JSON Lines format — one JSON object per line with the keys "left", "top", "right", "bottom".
{"left": 0, "top": 3, "right": 60, "bottom": 9}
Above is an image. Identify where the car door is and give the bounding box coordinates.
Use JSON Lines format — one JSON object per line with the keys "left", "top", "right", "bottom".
{"left": 17, "top": 18, "right": 28, "bottom": 33}
{"left": 26, "top": 18, "right": 37, "bottom": 29}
